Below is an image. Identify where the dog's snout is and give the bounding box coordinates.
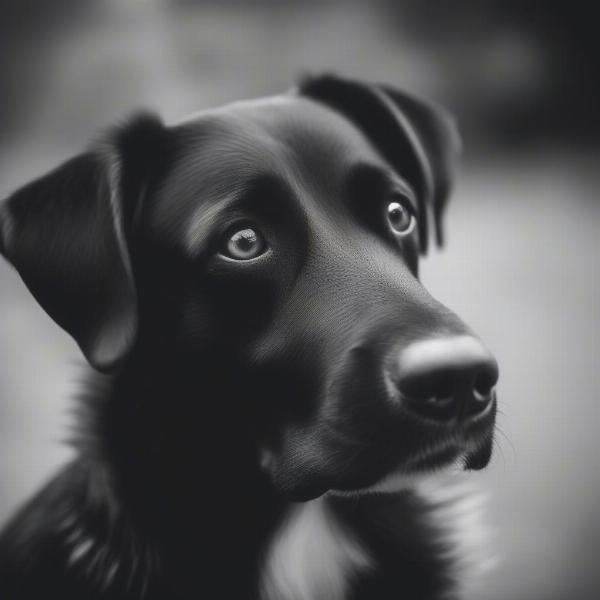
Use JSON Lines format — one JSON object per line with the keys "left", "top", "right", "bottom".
{"left": 394, "top": 336, "right": 499, "bottom": 422}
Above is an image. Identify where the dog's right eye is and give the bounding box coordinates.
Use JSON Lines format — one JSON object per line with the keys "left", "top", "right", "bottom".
{"left": 220, "top": 226, "right": 267, "bottom": 261}
{"left": 386, "top": 199, "right": 415, "bottom": 236}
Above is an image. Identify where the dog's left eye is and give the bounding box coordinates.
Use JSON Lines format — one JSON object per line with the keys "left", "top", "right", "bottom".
{"left": 221, "top": 226, "right": 267, "bottom": 260}
{"left": 387, "top": 200, "right": 415, "bottom": 235}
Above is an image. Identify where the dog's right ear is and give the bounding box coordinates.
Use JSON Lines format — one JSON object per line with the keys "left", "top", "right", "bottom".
{"left": 298, "top": 74, "right": 461, "bottom": 252}
{"left": 0, "top": 114, "right": 167, "bottom": 372}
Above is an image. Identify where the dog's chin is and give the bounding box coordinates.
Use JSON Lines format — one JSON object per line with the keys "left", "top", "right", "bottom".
{"left": 329, "top": 455, "right": 463, "bottom": 498}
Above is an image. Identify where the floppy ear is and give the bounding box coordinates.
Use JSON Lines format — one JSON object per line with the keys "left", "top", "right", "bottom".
{"left": 298, "top": 74, "right": 461, "bottom": 251}
{"left": 0, "top": 114, "right": 166, "bottom": 372}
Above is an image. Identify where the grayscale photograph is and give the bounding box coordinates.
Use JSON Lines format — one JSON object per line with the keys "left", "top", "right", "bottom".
{"left": 0, "top": 1, "right": 598, "bottom": 599}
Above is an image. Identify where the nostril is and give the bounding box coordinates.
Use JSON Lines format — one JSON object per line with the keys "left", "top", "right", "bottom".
{"left": 473, "top": 370, "right": 495, "bottom": 398}
{"left": 398, "top": 371, "right": 451, "bottom": 402}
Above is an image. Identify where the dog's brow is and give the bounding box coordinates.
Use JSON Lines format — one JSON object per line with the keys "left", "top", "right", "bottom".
{"left": 346, "top": 163, "right": 418, "bottom": 212}
{"left": 185, "top": 172, "right": 298, "bottom": 256}
{"left": 212, "top": 173, "right": 300, "bottom": 224}
{"left": 237, "top": 173, "right": 298, "bottom": 211}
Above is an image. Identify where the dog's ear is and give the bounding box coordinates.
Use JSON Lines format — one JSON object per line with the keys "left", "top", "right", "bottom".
{"left": 0, "top": 113, "right": 167, "bottom": 372}
{"left": 298, "top": 74, "right": 461, "bottom": 251}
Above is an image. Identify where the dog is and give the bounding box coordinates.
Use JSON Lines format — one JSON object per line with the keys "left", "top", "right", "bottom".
{"left": 0, "top": 74, "right": 498, "bottom": 599}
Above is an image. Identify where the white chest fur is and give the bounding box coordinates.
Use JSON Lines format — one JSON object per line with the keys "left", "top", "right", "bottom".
{"left": 260, "top": 499, "right": 372, "bottom": 600}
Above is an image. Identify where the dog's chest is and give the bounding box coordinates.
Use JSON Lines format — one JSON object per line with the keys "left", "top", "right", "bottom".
{"left": 260, "top": 499, "right": 372, "bottom": 600}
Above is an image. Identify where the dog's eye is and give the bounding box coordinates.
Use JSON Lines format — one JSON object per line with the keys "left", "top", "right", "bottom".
{"left": 222, "top": 227, "right": 267, "bottom": 260}
{"left": 387, "top": 200, "right": 415, "bottom": 235}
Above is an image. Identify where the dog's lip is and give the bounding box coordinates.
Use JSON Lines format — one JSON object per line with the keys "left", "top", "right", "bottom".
{"left": 263, "top": 397, "right": 496, "bottom": 501}
{"left": 328, "top": 446, "right": 467, "bottom": 498}
{"left": 328, "top": 453, "right": 463, "bottom": 498}
{"left": 327, "top": 414, "right": 496, "bottom": 497}
{"left": 275, "top": 426, "right": 492, "bottom": 501}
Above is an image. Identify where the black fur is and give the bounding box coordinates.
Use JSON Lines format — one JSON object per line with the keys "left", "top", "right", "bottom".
{"left": 0, "top": 74, "right": 497, "bottom": 599}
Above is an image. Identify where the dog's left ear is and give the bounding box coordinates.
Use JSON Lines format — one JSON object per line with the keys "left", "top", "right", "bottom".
{"left": 298, "top": 74, "right": 461, "bottom": 251}
{"left": 0, "top": 114, "right": 167, "bottom": 372}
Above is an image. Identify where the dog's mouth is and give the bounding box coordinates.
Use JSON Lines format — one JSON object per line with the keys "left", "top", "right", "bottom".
{"left": 329, "top": 438, "right": 492, "bottom": 498}
{"left": 261, "top": 388, "right": 497, "bottom": 502}
{"left": 327, "top": 401, "right": 497, "bottom": 497}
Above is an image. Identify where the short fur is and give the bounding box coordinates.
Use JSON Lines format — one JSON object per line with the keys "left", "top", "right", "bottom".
{"left": 0, "top": 74, "right": 497, "bottom": 599}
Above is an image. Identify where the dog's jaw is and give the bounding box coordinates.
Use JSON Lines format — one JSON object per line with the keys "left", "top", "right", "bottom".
{"left": 331, "top": 458, "right": 465, "bottom": 497}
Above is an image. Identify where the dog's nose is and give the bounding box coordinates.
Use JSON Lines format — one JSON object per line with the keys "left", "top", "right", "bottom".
{"left": 394, "top": 336, "right": 498, "bottom": 422}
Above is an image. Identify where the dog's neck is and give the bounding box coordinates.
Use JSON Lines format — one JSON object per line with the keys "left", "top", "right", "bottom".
{"left": 77, "top": 350, "right": 290, "bottom": 595}
{"left": 76, "top": 348, "right": 378, "bottom": 598}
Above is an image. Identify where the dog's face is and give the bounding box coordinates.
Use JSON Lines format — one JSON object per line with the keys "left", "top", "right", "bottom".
{"left": 0, "top": 75, "right": 498, "bottom": 501}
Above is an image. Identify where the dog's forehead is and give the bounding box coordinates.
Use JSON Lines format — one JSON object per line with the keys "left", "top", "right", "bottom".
{"left": 179, "top": 95, "right": 379, "bottom": 164}
{"left": 222, "top": 95, "right": 379, "bottom": 160}
{"left": 149, "top": 96, "right": 386, "bottom": 246}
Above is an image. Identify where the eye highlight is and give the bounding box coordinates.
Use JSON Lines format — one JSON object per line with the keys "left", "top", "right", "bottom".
{"left": 221, "top": 226, "right": 267, "bottom": 261}
{"left": 387, "top": 199, "right": 415, "bottom": 235}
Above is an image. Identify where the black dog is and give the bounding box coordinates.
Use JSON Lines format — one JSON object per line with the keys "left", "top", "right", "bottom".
{"left": 0, "top": 74, "right": 498, "bottom": 599}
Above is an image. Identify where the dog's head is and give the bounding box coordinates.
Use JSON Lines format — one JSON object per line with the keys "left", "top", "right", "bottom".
{"left": 0, "top": 75, "right": 498, "bottom": 500}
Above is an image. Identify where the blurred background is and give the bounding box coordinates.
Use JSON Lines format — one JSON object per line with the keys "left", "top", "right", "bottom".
{"left": 0, "top": 1, "right": 598, "bottom": 598}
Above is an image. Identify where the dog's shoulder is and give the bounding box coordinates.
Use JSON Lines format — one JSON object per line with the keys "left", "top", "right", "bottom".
{"left": 0, "top": 459, "right": 155, "bottom": 599}
{"left": 0, "top": 461, "right": 92, "bottom": 596}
